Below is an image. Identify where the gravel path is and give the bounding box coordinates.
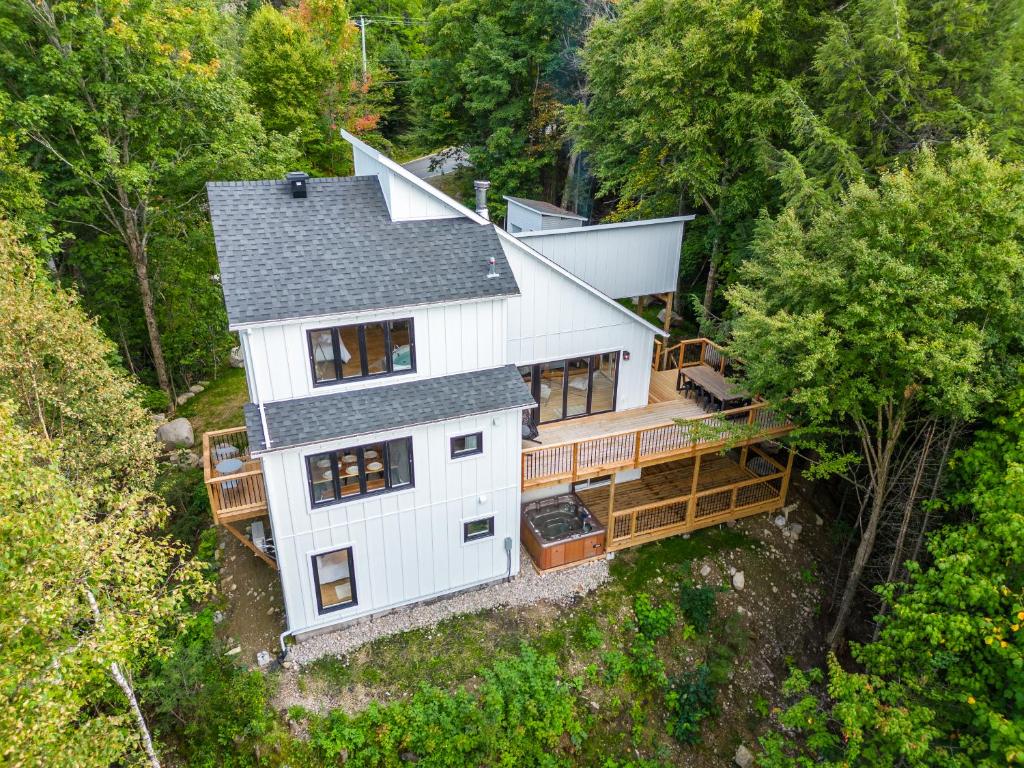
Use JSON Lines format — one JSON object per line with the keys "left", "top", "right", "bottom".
{"left": 287, "top": 547, "right": 609, "bottom": 667}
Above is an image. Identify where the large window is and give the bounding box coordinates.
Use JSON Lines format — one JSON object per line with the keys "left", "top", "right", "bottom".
{"left": 519, "top": 352, "right": 620, "bottom": 424}
{"left": 308, "top": 318, "right": 415, "bottom": 386}
{"left": 312, "top": 547, "right": 357, "bottom": 613}
{"left": 307, "top": 437, "right": 414, "bottom": 507}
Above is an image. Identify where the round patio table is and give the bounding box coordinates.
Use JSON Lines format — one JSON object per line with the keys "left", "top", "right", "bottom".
{"left": 215, "top": 458, "right": 244, "bottom": 490}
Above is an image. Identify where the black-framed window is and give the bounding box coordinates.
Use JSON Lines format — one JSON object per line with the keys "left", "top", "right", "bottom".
{"left": 312, "top": 546, "right": 357, "bottom": 613}
{"left": 307, "top": 437, "right": 414, "bottom": 507}
{"left": 463, "top": 516, "right": 495, "bottom": 542}
{"left": 450, "top": 432, "right": 483, "bottom": 459}
{"left": 518, "top": 351, "right": 620, "bottom": 425}
{"left": 308, "top": 318, "right": 415, "bottom": 386}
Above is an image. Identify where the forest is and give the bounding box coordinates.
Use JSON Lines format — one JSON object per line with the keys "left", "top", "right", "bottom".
{"left": 1, "top": 0, "right": 1023, "bottom": 765}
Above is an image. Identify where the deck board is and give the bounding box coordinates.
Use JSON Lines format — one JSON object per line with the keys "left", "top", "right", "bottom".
{"left": 532, "top": 397, "right": 707, "bottom": 447}
{"left": 648, "top": 368, "right": 689, "bottom": 404}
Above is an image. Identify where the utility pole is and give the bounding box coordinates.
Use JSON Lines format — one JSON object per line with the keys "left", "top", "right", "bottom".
{"left": 357, "top": 16, "right": 368, "bottom": 83}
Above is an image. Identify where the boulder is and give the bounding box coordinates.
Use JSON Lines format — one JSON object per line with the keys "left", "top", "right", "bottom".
{"left": 699, "top": 564, "right": 712, "bottom": 578}
{"left": 786, "top": 523, "right": 803, "bottom": 541}
{"left": 156, "top": 417, "right": 194, "bottom": 449}
{"left": 732, "top": 571, "right": 746, "bottom": 591}
{"left": 175, "top": 391, "right": 194, "bottom": 406}
{"left": 815, "top": 514, "right": 824, "bottom": 526}
{"left": 229, "top": 346, "right": 245, "bottom": 368}
{"left": 189, "top": 384, "right": 205, "bottom": 394}
{"left": 734, "top": 744, "right": 755, "bottom": 768}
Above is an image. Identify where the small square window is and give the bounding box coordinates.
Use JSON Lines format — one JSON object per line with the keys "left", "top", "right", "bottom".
{"left": 312, "top": 547, "right": 357, "bottom": 613}
{"left": 463, "top": 516, "right": 494, "bottom": 542}
{"left": 450, "top": 432, "right": 483, "bottom": 458}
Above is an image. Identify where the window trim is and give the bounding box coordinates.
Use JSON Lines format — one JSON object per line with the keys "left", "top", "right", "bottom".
{"left": 520, "top": 351, "right": 620, "bottom": 425}
{"left": 311, "top": 545, "right": 358, "bottom": 614}
{"left": 307, "top": 318, "right": 416, "bottom": 387}
{"left": 306, "top": 437, "right": 415, "bottom": 509}
{"left": 450, "top": 431, "right": 484, "bottom": 459}
{"left": 463, "top": 515, "right": 495, "bottom": 543}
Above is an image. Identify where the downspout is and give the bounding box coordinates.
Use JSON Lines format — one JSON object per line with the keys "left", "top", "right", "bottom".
{"left": 242, "top": 328, "right": 272, "bottom": 450}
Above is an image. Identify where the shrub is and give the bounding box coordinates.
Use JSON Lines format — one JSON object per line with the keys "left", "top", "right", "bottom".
{"left": 139, "top": 608, "right": 277, "bottom": 767}
{"left": 665, "top": 664, "right": 717, "bottom": 745}
{"left": 627, "top": 636, "right": 667, "bottom": 688}
{"left": 678, "top": 581, "right": 716, "bottom": 634}
{"left": 601, "top": 650, "right": 630, "bottom": 685}
{"left": 308, "top": 645, "right": 585, "bottom": 766}
{"left": 633, "top": 593, "right": 677, "bottom": 640}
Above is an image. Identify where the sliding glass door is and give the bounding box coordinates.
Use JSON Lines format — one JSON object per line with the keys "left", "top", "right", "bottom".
{"left": 519, "top": 351, "right": 620, "bottom": 425}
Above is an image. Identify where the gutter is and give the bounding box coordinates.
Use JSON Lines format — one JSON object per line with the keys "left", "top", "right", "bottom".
{"left": 242, "top": 328, "right": 272, "bottom": 450}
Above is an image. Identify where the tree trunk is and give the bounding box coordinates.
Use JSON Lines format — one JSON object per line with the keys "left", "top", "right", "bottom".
{"left": 85, "top": 589, "right": 161, "bottom": 768}
{"left": 828, "top": 407, "right": 907, "bottom": 649}
{"left": 126, "top": 229, "right": 172, "bottom": 402}
{"left": 828, "top": 484, "right": 886, "bottom": 649}
{"left": 702, "top": 235, "right": 719, "bottom": 319}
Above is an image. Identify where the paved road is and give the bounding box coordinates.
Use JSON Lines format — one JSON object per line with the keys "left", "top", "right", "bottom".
{"left": 402, "top": 147, "right": 469, "bottom": 179}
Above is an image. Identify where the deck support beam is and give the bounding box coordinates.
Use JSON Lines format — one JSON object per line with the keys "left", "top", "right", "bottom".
{"left": 686, "top": 453, "right": 702, "bottom": 526}
{"left": 605, "top": 474, "right": 617, "bottom": 551}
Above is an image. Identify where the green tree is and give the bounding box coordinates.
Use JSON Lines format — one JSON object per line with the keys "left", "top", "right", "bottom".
{"left": 810, "top": 0, "right": 1024, "bottom": 172}
{"left": 759, "top": 387, "right": 1024, "bottom": 766}
{"left": 413, "top": 0, "right": 585, "bottom": 212}
{"left": 241, "top": 0, "right": 388, "bottom": 174}
{"left": 569, "top": 0, "right": 825, "bottom": 316}
{"left": 1, "top": 0, "right": 294, "bottom": 399}
{"left": 726, "top": 139, "right": 1024, "bottom": 647}
{"left": 0, "top": 220, "right": 204, "bottom": 767}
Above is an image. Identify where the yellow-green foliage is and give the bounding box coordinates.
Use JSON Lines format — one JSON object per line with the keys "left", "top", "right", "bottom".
{"left": 0, "top": 219, "right": 158, "bottom": 494}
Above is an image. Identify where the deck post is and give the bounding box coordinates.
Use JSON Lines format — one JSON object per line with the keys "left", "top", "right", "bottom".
{"left": 686, "top": 453, "right": 702, "bottom": 527}
{"left": 779, "top": 446, "right": 796, "bottom": 504}
{"left": 605, "top": 474, "right": 617, "bottom": 550}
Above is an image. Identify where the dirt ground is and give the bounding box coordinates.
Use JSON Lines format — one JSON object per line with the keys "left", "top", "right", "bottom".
{"left": 215, "top": 528, "right": 287, "bottom": 666}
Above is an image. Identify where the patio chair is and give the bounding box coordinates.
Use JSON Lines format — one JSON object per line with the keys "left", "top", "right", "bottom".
{"left": 522, "top": 411, "right": 541, "bottom": 444}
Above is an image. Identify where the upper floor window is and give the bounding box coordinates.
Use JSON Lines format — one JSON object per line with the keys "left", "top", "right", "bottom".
{"left": 450, "top": 432, "right": 483, "bottom": 459}
{"left": 307, "top": 437, "right": 414, "bottom": 507}
{"left": 308, "top": 318, "right": 415, "bottom": 386}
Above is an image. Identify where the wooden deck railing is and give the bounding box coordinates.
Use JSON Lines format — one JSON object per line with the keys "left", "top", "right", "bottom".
{"left": 201, "top": 426, "right": 276, "bottom": 569}
{"left": 521, "top": 401, "right": 792, "bottom": 489}
{"left": 604, "top": 445, "right": 794, "bottom": 551}
{"left": 653, "top": 336, "right": 732, "bottom": 374}
{"left": 202, "top": 427, "right": 269, "bottom": 525}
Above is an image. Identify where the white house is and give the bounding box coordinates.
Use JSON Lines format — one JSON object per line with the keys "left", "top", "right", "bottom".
{"left": 203, "top": 132, "right": 796, "bottom": 643}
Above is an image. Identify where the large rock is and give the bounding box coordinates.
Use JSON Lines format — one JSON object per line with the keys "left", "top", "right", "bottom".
{"left": 229, "top": 346, "right": 245, "bottom": 369}
{"left": 734, "top": 744, "right": 755, "bottom": 768}
{"left": 732, "top": 571, "right": 746, "bottom": 591}
{"left": 156, "top": 417, "right": 194, "bottom": 449}
{"left": 175, "top": 391, "right": 195, "bottom": 406}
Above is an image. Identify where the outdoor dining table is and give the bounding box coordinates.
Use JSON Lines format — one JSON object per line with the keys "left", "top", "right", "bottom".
{"left": 677, "top": 365, "right": 749, "bottom": 411}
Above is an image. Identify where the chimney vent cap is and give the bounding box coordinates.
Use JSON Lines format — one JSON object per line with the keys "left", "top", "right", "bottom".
{"left": 286, "top": 171, "right": 310, "bottom": 199}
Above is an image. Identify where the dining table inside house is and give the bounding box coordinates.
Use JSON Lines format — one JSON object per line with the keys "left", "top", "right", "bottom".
{"left": 677, "top": 365, "right": 749, "bottom": 411}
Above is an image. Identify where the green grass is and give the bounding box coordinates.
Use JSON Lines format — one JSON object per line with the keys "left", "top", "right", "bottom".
{"left": 610, "top": 527, "right": 749, "bottom": 593}
{"left": 176, "top": 368, "right": 248, "bottom": 436}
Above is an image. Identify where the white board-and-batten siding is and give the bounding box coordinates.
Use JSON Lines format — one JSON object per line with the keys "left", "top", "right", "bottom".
{"left": 517, "top": 218, "right": 687, "bottom": 300}
{"left": 265, "top": 409, "right": 523, "bottom": 635}
{"left": 351, "top": 139, "right": 461, "bottom": 221}
{"left": 241, "top": 299, "right": 508, "bottom": 403}
{"left": 499, "top": 234, "right": 656, "bottom": 412}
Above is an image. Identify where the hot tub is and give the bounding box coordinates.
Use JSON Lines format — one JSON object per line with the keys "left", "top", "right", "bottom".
{"left": 521, "top": 493, "right": 606, "bottom": 571}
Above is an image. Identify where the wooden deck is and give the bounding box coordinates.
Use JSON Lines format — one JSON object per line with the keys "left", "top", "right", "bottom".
{"left": 202, "top": 427, "right": 276, "bottom": 569}
{"left": 577, "top": 447, "right": 793, "bottom": 552}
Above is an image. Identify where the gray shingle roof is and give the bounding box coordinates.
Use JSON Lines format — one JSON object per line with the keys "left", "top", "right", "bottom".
{"left": 504, "top": 196, "right": 586, "bottom": 220}
{"left": 244, "top": 366, "right": 534, "bottom": 452}
{"left": 207, "top": 176, "right": 519, "bottom": 326}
